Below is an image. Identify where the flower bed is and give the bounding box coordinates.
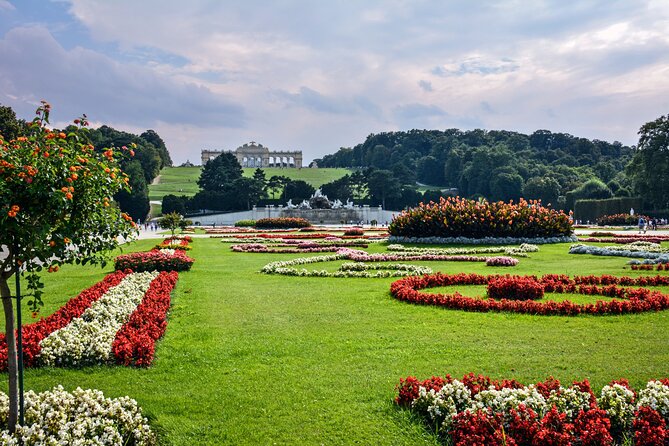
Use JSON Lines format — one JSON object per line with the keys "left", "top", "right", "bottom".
{"left": 262, "top": 254, "right": 432, "bottom": 278}
{"left": 0, "top": 271, "right": 178, "bottom": 369}
{"left": 485, "top": 256, "right": 520, "bottom": 267}
{"left": 570, "top": 243, "right": 669, "bottom": 263}
{"left": 389, "top": 197, "right": 573, "bottom": 239}
{"left": 164, "top": 235, "right": 193, "bottom": 242}
{"left": 0, "top": 270, "right": 129, "bottom": 370}
{"left": 230, "top": 243, "right": 363, "bottom": 253}
{"left": 254, "top": 217, "right": 311, "bottom": 229}
{"left": 580, "top": 236, "right": 669, "bottom": 244}
{"left": 487, "top": 276, "right": 544, "bottom": 299}
{"left": 387, "top": 243, "right": 538, "bottom": 257}
{"left": 39, "top": 271, "right": 160, "bottom": 366}
{"left": 155, "top": 238, "right": 192, "bottom": 250}
{"left": 343, "top": 228, "right": 364, "bottom": 236}
{"left": 113, "top": 271, "right": 178, "bottom": 367}
{"left": 631, "top": 264, "right": 669, "bottom": 271}
{"left": 0, "top": 386, "right": 156, "bottom": 444}
{"left": 390, "top": 273, "right": 669, "bottom": 316}
{"left": 597, "top": 213, "right": 650, "bottom": 226}
{"left": 396, "top": 372, "right": 669, "bottom": 446}
{"left": 115, "top": 249, "right": 195, "bottom": 271}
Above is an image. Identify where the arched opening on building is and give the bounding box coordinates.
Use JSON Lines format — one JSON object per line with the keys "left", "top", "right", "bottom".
{"left": 288, "top": 156, "right": 295, "bottom": 168}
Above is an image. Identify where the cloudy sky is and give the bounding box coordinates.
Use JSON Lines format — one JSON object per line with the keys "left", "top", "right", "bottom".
{"left": 1, "top": 0, "right": 668, "bottom": 165}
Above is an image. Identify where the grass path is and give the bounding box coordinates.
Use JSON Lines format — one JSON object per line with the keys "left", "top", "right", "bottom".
{"left": 4, "top": 238, "right": 669, "bottom": 444}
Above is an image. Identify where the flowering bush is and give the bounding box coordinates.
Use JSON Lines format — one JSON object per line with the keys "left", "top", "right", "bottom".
{"left": 632, "top": 264, "right": 669, "bottom": 271}
{"left": 388, "top": 243, "right": 539, "bottom": 256}
{"left": 597, "top": 213, "right": 650, "bottom": 226}
{"left": 115, "top": 249, "right": 194, "bottom": 272}
{"left": 390, "top": 272, "right": 669, "bottom": 316}
{"left": 486, "top": 256, "right": 519, "bottom": 267}
{"left": 164, "top": 235, "right": 192, "bottom": 242}
{"left": 396, "top": 373, "right": 669, "bottom": 445}
{"left": 254, "top": 217, "right": 311, "bottom": 228}
{"left": 0, "top": 386, "right": 156, "bottom": 445}
{"left": 113, "top": 271, "right": 178, "bottom": 367}
{"left": 487, "top": 276, "right": 544, "bottom": 300}
{"left": 388, "top": 197, "right": 572, "bottom": 239}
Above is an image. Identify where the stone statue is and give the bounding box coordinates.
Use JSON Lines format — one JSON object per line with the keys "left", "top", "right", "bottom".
{"left": 299, "top": 200, "right": 311, "bottom": 209}
{"left": 344, "top": 198, "right": 355, "bottom": 209}
{"left": 286, "top": 199, "right": 297, "bottom": 209}
{"left": 332, "top": 199, "right": 342, "bottom": 209}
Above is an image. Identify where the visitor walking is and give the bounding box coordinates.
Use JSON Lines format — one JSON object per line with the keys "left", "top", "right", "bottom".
{"left": 638, "top": 217, "right": 646, "bottom": 234}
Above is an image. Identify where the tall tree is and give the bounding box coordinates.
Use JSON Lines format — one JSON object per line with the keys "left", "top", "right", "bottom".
{"left": 114, "top": 160, "right": 150, "bottom": 222}
{"left": 367, "top": 169, "right": 401, "bottom": 209}
{"left": 140, "top": 129, "right": 172, "bottom": 167}
{"left": 197, "top": 153, "right": 243, "bottom": 191}
{"left": 0, "top": 102, "right": 136, "bottom": 432}
{"left": 626, "top": 114, "right": 669, "bottom": 210}
{"left": 283, "top": 179, "right": 315, "bottom": 202}
{"left": 0, "top": 104, "right": 21, "bottom": 141}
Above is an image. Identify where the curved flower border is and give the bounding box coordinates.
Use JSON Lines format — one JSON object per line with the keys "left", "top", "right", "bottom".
{"left": 390, "top": 273, "right": 669, "bottom": 316}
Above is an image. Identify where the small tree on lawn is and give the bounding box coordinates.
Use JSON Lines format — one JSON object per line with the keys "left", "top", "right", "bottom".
{"left": 159, "top": 212, "right": 191, "bottom": 236}
{"left": 0, "top": 102, "right": 136, "bottom": 432}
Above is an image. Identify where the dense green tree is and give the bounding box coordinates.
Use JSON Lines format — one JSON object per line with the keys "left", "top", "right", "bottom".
{"left": 159, "top": 212, "right": 191, "bottom": 236}
{"left": 489, "top": 172, "right": 524, "bottom": 202}
{"left": 197, "top": 153, "right": 243, "bottom": 191}
{"left": 349, "top": 170, "right": 368, "bottom": 199}
{"left": 523, "top": 176, "right": 561, "bottom": 206}
{"left": 267, "top": 175, "right": 290, "bottom": 200}
{"left": 114, "top": 160, "right": 150, "bottom": 222}
{"left": 283, "top": 179, "right": 315, "bottom": 202}
{"left": 320, "top": 175, "right": 353, "bottom": 201}
{"left": 367, "top": 169, "right": 401, "bottom": 208}
{"left": 0, "top": 104, "right": 21, "bottom": 141}
{"left": 626, "top": 114, "right": 669, "bottom": 210}
{"left": 565, "top": 178, "right": 612, "bottom": 210}
{"left": 140, "top": 129, "right": 172, "bottom": 167}
{"left": 233, "top": 176, "right": 266, "bottom": 210}
{"left": 161, "top": 194, "right": 188, "bottom": 215}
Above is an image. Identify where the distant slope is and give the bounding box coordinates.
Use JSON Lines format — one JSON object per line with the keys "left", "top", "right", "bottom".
{"left": 148, "top": 166, "right": 351, "bottom": 201}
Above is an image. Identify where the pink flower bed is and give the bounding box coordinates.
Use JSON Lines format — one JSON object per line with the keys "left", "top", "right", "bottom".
{"left": 115, "top": 249, "right": 194, "bottom": 272}
{"left": 113, "top": 271, "right": 178, "bottom": 367}
{"left": 0, "top": 270, "right": 129, "bottom": 370}
{"left": 390, "top": 273, "right": 669, "bottom": 316}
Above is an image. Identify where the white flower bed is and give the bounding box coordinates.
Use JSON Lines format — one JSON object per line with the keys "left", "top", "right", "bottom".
{"left": 39, "top": 271, "right": 159, "bottom": 367}
{"left": 598, "top": 383, "right": 636, "bottom": 432}
{"left": 386, "top": 243, "right": 539, "bottom": 257}
{"left": 0, "top": 386, "right": 156, "bottom": 445}
{"left": 569, "top": 243, "right": 669, "bottom": 262}
{"left": 637, "top": 380, "right": 669, "bottom": 421}
{"left": 388, "top": 235, "right": 577, "bottom": 245}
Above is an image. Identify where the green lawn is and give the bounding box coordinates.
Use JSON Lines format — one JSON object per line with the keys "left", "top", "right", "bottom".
{"left": 4, "top": 239, "right": 669, "bottom": 444}
{"left": 148, "top": 166, "right": 352, "bottom": 202}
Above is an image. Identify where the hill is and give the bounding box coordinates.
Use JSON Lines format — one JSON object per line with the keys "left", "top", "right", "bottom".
{"left": 315, "top": 129, "right": 634, "bottom": 204}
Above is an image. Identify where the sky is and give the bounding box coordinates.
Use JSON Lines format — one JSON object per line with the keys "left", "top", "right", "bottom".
{"left": 0, "top": 0, "right": 668, "bottom": 165}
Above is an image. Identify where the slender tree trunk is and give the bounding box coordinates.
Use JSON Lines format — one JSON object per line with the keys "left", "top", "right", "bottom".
{"left": 0, "top": 276, "right": 18, "bottom": 432}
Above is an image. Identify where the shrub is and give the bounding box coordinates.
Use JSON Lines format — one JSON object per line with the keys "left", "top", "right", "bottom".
{"left": 235, "top": 219, "right": 256, "bottom": 227}
{"left": 487, "top": 276, "right": 544, "bottom": 300}
{"left": 388, "top": 197, "right": 572, "bottom": 239}
{"left": 255, "top": 217, "right": 311, "bottom": 229}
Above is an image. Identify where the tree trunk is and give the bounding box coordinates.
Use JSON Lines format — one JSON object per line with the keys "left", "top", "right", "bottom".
{"left": 0, "top": 277, "right": 18, "bottom": 432}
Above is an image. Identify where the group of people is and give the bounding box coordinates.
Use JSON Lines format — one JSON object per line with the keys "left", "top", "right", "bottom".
{"left": 138, "top": 220, "right": 160, "bottom": 231}
{"left": 638, "top": 217, "right": 663, "bottom": 233}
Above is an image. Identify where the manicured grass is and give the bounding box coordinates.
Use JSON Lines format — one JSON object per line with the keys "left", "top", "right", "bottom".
{"left": 148, "top": 166, "right": 352, "bottom": 202}
{"left": 3, "top": 239, "right": 669, "bottom": 444}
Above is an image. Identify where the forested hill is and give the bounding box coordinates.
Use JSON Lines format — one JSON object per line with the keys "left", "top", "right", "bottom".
{"left": 315, "top": 129, "right": 633, "bottom": 202}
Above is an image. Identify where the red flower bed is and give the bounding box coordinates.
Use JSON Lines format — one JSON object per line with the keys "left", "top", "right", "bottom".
{"left": 388, "top": 197, "right": 572, "bottom": 238}
{"left": 0, "top": 270, "right": 129, "bottom": 370}
{"left": 254, "top": 217, "right": 311, "bottom": 229}
{"left": 390, "top": 273, "right": 669, "bottom": 316}
{"left": 114, "top": 249, "right": 194, "bottom": 272}
{"left": 631, "top": 264, "right": 669, "bottom": 271}
{"left": 343, "top": 228, "right": 364, "bottom": 236}
{"left": 155, "top": 238, "right": 191, "bottom": 250}
{"left": 597, "top": 213, "right": 651, "bottom": 226}
{"left": 487, "top": 276, "right": 544, "bottom": 300}
{"left": 112, "top": 271, "right": 178, "bottom": 367}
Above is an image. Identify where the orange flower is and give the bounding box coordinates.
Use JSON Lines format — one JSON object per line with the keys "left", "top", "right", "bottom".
{"left": 49, "top": 240, "right": 56, "bottom": 247}
{"left": 10, "top": 205, "right": 19, "bottom": 211}
{"left": 65, "top": 192, "right": 73, "bottom": 200}
{"left": 43, "top": 151, "right": 50, "bottom": 158}
{"left": 7, "top": 210, "right": 16, "bottom": 218}
{"left": 48, "top": 265, "right": 59, "bottom": 273}
{"left": 58, "top": 132, "right": 66, "bottom": 139}
{"left": 63, "top": 237, "right": 71, "bottom": 244}
{"left": 61, "top": 186, "right": 69, "bottom": 193}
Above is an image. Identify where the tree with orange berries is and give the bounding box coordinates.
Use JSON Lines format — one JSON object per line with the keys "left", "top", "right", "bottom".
{"left": 0, "top": 102, "right": 136, "bottom": 432}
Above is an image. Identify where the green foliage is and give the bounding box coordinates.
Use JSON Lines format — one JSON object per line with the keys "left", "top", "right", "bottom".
{"left": 161, "top": 194, "right": 188, "bottom": 215}
{"left": 0, "top": 104, "right": 21, "bottom": 141}
{"left": 234, "top": 219, "right": 256, "bottom": 227}
{"left": 316, "top": 129, "right": 632, "bottom": 202}
{"left": 283, "top": 179, "right": 315, "bottom": 202}
{"left": 197, "top": 152, "right": 243, "bottom": 191}
{"left": 367, "top": 169, "right": 401, "bottom": 209}
{"left": 627, "top": 114, "right": 669, "bottom": 210}
{"left": 523, "top": 176, "right": 560, "bottom": 206}
{"left": 255, "top": 217, "right": 311, "bottom": 228}
{"left": 565, "top": 179, "right": 612, "bottom": 210}
{"left": 114, "top": 159, "right": 150, "bottom": 222}
{"left": 158, "top": 212, "right": 191, "bottom": 236}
